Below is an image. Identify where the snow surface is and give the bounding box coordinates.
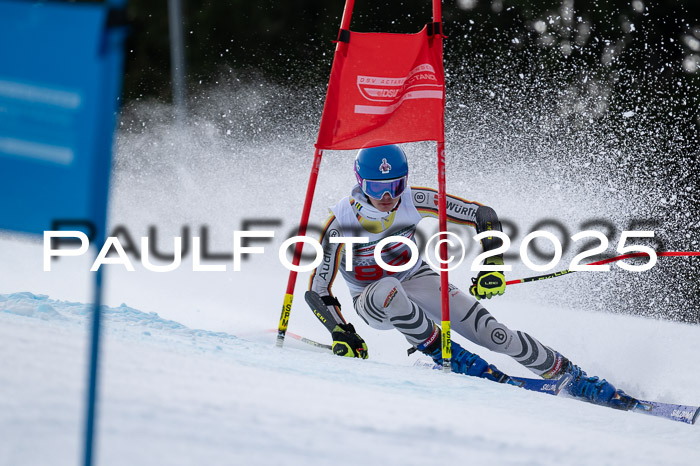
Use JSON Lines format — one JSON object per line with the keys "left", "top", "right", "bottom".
{"left": 1, "top": 287, "right": 699, "bottom": 466}
{"left": 2, "top": 78, "right": 699, "bottom": 464}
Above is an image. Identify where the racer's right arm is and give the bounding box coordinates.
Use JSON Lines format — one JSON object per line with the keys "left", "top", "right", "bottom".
{"left": 308, "top": 214, "right": 369, "bottom": 358}
{"left": 308, "top": 215, "right": 368, "bottom": 358}
{"left": 308, "top": 214, "right": 347, "bottom": 326}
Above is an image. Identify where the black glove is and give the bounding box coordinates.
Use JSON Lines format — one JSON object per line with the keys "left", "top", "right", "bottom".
{"left": 470, "top": 255, "right": 506, "bottom": 300}
{"left": 331, "top": 323, "right": 368, "bottom": 359}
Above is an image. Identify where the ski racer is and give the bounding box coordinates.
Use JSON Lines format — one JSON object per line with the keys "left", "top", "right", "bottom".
{"left": 307, "top": 143, "right": 637, "bottom": 410}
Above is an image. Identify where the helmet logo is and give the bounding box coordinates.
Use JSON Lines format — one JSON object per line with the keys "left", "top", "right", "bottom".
{"left": 379, "top": 158, "right": 392, "bottom": 174}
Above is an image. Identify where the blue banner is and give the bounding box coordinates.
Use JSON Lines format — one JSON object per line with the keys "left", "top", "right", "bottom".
{"left": 0, "top": 0, "right": 127, "bottom": 241}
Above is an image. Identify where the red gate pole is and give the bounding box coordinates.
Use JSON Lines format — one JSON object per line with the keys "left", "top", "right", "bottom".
{"left": 433, "top": 0, "right": 452, "bottom": 372}
{"left": 432, "top": 0, "right": 441, "bottom": 20}
{"left": 276, "top": 0, "right": 356, "bottom": 348}
{"left": 276, "top": 148, "right": 324, "bottom": 347}
{"left": 436, "top": 141, "right": 451, "bottom": 372}
{"left": 339, "top": 0, "right": 355, "bottom": 35}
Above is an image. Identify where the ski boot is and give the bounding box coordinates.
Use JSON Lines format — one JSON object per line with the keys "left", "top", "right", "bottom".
{"left": 415, "top": 326, "right": 510, "bottom": 383}
{"left": 544, "top": 354, "right": 638, "bottom": 411}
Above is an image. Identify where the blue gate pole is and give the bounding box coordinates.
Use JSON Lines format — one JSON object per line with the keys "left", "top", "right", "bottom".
{"left": 83, "top": 2, "right": 127, "bottom": 465}
{"left": 83, "top": 264, "right": 105, "bottom": 466}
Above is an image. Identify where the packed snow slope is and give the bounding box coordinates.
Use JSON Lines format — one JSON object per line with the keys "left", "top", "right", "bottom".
{"left": 2, "top": 79, "right": 699, "bottom": 465}
{"left": 1, "top": 291, "right": 699, "bottom": 466}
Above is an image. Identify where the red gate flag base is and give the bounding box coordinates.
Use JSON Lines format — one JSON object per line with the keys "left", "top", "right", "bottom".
{"left": 316, "top": 27, "right": 445, "bottom": 150}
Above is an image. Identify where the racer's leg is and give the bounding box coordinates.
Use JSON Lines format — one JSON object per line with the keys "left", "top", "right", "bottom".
{"left": 353, "top": 276, "right": 434, "bottom": 346}
{"left": 402, "top": 263, "right": 638, "bottom": 408}
{"left": 353, "top": 275, "right": 509, "bottom": 382}
{"left": 402, "top": 263, "right": 559, "bottom": 377}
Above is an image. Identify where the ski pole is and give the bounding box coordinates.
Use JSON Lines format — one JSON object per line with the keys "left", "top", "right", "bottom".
{"left": 506, "top": 251, "right": 700, "bottom": 286}
{"left": 264, "top": 328, "right": 332, "bottom": 351}
{"left": 282, "top": 331, "right": 332, "bottom": 351}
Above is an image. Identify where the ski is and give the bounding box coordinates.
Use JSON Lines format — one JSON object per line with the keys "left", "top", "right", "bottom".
{"left": 632, "top": 399, "right": 700, "bottom": 425}
{"left": 412, "top": 359, "right": 570, "bottom": 396}
{"left": 509, "top": 374, "right": 571, "bottom": 396}
{"left": 276, "top": 335, "right": 698, "bottom": 425}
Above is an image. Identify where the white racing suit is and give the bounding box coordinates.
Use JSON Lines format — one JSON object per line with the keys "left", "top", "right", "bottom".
{"left": 309, "top": 185, "right": 562, "bottom": 378}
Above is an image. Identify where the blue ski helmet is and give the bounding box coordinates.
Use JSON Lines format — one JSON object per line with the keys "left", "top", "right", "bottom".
{"left": 354, "top": 144, "right": 409, "bottom": 200}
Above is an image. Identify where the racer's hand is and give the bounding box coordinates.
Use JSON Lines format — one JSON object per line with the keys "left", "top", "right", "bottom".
{"left": 470, "top": 256, "right": 506, "bottom": 300}
{"left": 331, "top": 323, "right": 368, "bottom": 359}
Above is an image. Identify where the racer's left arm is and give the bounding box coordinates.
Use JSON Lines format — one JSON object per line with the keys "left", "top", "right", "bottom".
{"left": 411, "top": 186, "right": 506, "bottom": 299}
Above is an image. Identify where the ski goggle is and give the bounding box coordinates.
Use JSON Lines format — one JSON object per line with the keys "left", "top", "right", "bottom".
{"left": 361, "top": 176, "right": 407, "bottom": 200}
